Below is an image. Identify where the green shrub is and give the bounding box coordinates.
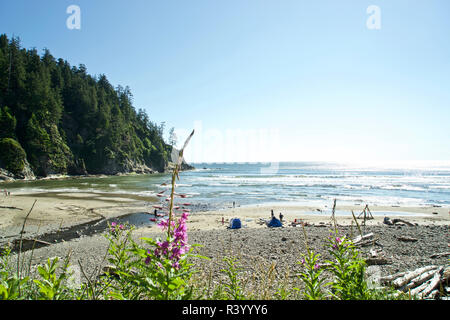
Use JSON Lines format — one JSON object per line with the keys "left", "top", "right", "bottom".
{"left": 0, "top": 138, "right": 27, "bottom": 174}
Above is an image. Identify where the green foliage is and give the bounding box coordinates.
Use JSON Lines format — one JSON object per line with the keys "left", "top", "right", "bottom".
{"left": 324, "top": 233, "right": 371, "bottom": 300}
{"left": 0, "top": 137, "right": 27, "bottom": 174}
{"left": 33, "top": 256, "right": 74, "bottom": 300}
{"left": 0, "top": 33, "right": 171, "bottom": 177}
{"left": 296, "top": 249, "right": 327, "bottom": 300}
{"left": 0, "top": 246, "right": 30, "bottom": 300}
{"left": 218, "top": 256, "right": 246, "bottom": 300}
{"left": 0, "top": 106, "right": 17, "bottom": 139}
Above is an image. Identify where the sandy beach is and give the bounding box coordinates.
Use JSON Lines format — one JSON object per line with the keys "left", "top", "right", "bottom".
{"left": 0, "top": 192, "right": 155, "bottom": 239}
{"left": 1, "top": 191, "right": 448, "bottom": 298}
{"left": 1, "top": 193, "right": 448, "bottom": 239}
{"left": 182, "top": 203, "right": 450, "bottom": 231}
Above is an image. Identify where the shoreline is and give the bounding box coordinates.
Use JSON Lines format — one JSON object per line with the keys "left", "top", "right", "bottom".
{"left": 1, "top": 192, "right": 448, "bottom": 249}
{"left": 179, "top": 203, "right": 449, "bottom": 232}
{"left": 0, "top": 171, "right": 164, "bottom": 184}
{"left": 0, "top": 165, "right": 197, "bottom": 183}
{"left": 1, "top": 192, "right": 448, "bottom": 233}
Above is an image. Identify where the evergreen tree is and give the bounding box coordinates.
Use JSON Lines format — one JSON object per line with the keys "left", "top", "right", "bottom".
{"left": 0, "top": 34, "right": 172, "bottom": 177}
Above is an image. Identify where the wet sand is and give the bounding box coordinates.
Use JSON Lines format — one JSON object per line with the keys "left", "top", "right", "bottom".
{"left": 1, "top": 193, "right": 448, "bottom": 239}
{"left": 0, "top": 192, "right": 155, "bottom": 239}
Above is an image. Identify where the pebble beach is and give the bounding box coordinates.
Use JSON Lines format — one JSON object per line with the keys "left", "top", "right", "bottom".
{"left": 1, "top": 192, "right": 448, "bottom": 298}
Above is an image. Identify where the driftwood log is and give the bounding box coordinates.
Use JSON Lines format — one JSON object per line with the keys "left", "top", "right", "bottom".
{"left": 381, "top": 265, "right": 447, "bottom": 299}
{"left": 392, "top": 218, "right": 415, "bottom": 227}
{"left": 430, "top": 252, "right": 450, "bottom": 259}
{"left": 392, "top": 265, "right": 437, "bottom": 288}
{"left": 396, "top": 236, "right": 418, "bottom": 242}
{"left": 410, "top": 267, "right": 443, "bottom": 298}
{"left": 383, "top": 217, "right": 415, "bottom": 227}
{"left": 351, "top": 233, "right": 382, "bottom": 247}
{"left": 366, "top": 257, "right": 392, "bottom": 265}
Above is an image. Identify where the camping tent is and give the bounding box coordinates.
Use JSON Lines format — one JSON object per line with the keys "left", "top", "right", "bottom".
{"left": 228, "top": 218, "right": 242, "bottom": 229}
{"left": 267, "top": 217, "right": 282, "bottom": 228}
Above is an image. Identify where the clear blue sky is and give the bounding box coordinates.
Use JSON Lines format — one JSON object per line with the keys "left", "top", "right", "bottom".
{"left": 1, "top": 0, "right": 449, "bottom": 164}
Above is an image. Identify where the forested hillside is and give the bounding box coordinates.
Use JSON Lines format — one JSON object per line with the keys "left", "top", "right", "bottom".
{"left": 0, "top": 34, "right": 173, "bottom": 179}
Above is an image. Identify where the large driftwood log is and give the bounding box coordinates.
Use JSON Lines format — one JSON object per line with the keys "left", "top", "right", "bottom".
{"left": 413, "top": 267, "right": 443, "bottom": 298}
{"left": 426, "top": 289, "right": 439, "bottom": 299}
{"left": 379, "top": 271, "right": 407, "bottom": 285}
{"left": 392, "top": 265, "right": 438, "bottom": 288}
{"left": 402, "top": 268, "right": 439, "bottom": 291}
{"left": 443, "top": 266, "right": 450, "bottom": 282}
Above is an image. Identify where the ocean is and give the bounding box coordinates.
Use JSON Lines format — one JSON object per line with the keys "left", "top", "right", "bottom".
{"left": 4, "top": 162, "right": 450, "bottom": 210}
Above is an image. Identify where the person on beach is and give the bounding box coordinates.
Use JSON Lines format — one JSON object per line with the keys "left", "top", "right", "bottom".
{"left": 271, "top": 209, "right": 274, "bottom": 219}
{"left": 279, "top": 212, "right": 284, "bottom": 222}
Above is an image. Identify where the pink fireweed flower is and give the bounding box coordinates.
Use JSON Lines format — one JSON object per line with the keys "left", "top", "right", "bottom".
{"left": 314, "top": 264, "right": 320, "bottom": 270}
{"left": 145, "top": 250, "right": 152, "bottom": 265}
{"left": 145, "top": 212, "right": 190, "bottom": 267}
{"left": 110, "top": 221, "right": 118, "bottom": 233}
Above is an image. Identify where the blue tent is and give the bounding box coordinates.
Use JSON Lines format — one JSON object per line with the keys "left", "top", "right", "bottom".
{"left": 229, "top": 218, "right": 242, "bottom": 229}
{"left": 267, "top": 217, "right": 282, "bottom": 228}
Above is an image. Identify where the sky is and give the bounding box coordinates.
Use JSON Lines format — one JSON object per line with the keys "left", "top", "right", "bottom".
{"left": 1, "top": 0, "right": 449, "bottom": 164}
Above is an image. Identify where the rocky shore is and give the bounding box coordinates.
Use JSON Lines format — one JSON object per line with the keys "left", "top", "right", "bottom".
{"left": 4, "top": 210, "right": 448, "bottom": 298}
{"left": 1, "top": 189, "right": 448, "bottom": 299}
{"left": 0, "top": 159, "right": 195, "bottom": 183}
{"left": 187, "top": 224, "right": 449, "bottom": 295}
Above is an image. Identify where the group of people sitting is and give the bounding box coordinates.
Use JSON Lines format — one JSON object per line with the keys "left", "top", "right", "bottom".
{"left": 268, "top": 209, "right": 283, "bottom": 227}
{"left": 270, "top": 209, "right": 283, "bottom": 222}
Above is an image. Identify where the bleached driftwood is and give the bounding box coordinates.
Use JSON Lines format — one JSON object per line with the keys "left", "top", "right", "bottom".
{"left": 402, "top": 268, "right": 439, "bottom": 291}
{"left": 443, "top": 266, "right": 450, "bottom": 282}
{"left": 352, "top": 233, "right": 374, "bottom": 244}
{"left": 430, "top": 252, "right": 450, "bottom": 259}
{"left": 379, "top": 271, "right": 407, "bottom": 285}
{"left": 411, "top": 267, "right": 443, "bottom": 298}
{"left": 426, "top": 289, "right": 439, "bottom": 299}
{"left": 352, "top": 233, "right": 381, "bottom": 247}
{"left": 392, "top": 265, "right": 438, "bottom": 288}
